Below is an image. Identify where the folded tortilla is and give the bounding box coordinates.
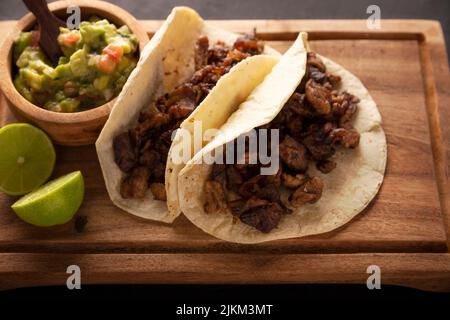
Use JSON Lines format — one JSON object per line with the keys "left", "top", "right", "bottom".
{"left": 95, "top": 6, "right": 280, "bottom": 222}
{"left": 178, "top": 32, "right": 387, "bottom": 243}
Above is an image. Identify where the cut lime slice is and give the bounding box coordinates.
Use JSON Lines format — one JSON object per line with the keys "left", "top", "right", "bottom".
{"left": 12, "top": 171, "right": 84, "bottom": 227}
{"left": 0, "top": 123, "right": 56, "bottom": 196}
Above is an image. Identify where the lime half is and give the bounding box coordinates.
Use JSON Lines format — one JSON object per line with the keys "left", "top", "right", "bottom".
{"left": 0, "top": 123, "right": 55, "bottom": 196}
{"left": 12, "top": 171, "right": 84, "bottom": 227}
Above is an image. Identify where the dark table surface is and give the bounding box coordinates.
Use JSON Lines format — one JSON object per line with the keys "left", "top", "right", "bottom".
{"left": 0, "top": 0, "right": 449, "bottom": 304}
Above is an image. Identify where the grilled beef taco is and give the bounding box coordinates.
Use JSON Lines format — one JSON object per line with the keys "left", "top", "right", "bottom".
{"left": 96, "top": 7, "right": 280, "bottom": 222}
{"left": 178, "top": 33, "right": 387, "bottom": 243}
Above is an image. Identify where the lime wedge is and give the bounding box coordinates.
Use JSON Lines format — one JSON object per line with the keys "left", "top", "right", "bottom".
{"left": 0, "top": 123, "right": 56, "bottom": 196}
{"left": 12, "top": 171, "right": 84, "bottom": 227}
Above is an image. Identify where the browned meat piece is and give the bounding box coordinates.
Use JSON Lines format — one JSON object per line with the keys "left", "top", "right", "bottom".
{"left": 285, "top": 93, "right": 315, "bottom": 118}
{"left": 154, "top": 143, "right": 170, "bottom": 164}
{"left": 195, "top": 35, "right": 209, "bottom": 70}
{"left": 151, "top": 161, "right": 166, "bottom": 183}
{"left": 167, "top": 99, "right": 196, "bottom": 120}
{"left": 279, "top": 135, "right": 309, "bottom": 172}
{"left": 238, "top": 172, "right": 281, "bottom": 203}
{"left": 309, "top": 66, "right": 327, "bottom": 83}
{"left": 289, "top": 176, "right": 324, "bottom": 207}
{"left": 120, "top": 167, "right": 150, "bottom": 199}
{"left": 139, "top": 149, "right": 159, "bottom": 166}
{"left": 326, "top": 72, "right": 341, "bottom": 86}
{"left": 138, "top": 106, "right": 156, "bottom": 123}
{"left": 150, "top": 183, "right": 167, "bottom": 201}
{"left": 316, "top": 160, "right": 337, "bottom": 174}
{"left": 282, "top": 172, "right": 308, "bottom": 189}
{"left": 264, "top": 166, "right": 282, "bottom": 188}
{"left": 242, "top": 197, "right": 269, "bottom": 211}
{"left": 234, "top": 151, "right": 260, "bottom": 179}
{"left": 190, "top": 65, "right": 223, "bottom": 85}
{"left": 139, "top": 137, "right": 152, "bottom": 153}
{"left": 322, "top": 121, "right": 336, "bottom": 135}
{"left": 227, "top": 198, "right": 247, "bottom": 216}
{"left": 160, "top": 129, "right": 175, "bottom": 145}
{"left": 286, "top": 115, "right": 303, "bottom": 137}
{"left": 303, "top": 134, "right": 335, "bottom": 161}
{"left": 226, "top": 165, "right": 244, "bottom": 192}
{"left": 162, "top": 83, "right": 197, "bottom": 107}
{"left": 307, "top": 52, "right": 326, "bottom": 72}
{"left": 305, "top": 79, "right": 331, "bottom": 115}
{"left": 331, "top": 92, "right": 353, "bottom": 116}
{"left": 233, "top": 35, "right": 264, "bottom": 55}
{"left": 222, "top": 49, "right": 251, "bottom": 69}
{"left": 237, "top": 174, "right": 262, "bottom": 198}
{"left": 136, "top": 112, "right": 170, "bottom": 135}
{"left": 204, "top": 180, "right": 227, "bottom": 214}
{"left": 193, "top": 83, "right": 215, "bottom": 104}
{"left": 339, "top": 103, "right": 358, "bottom": 128}
{"left": 113, "top": 131, "right": 136, "bottom": 172}
{"left": 239, "top": 200, "right": 284, "bottom": 233}
{"left": 207, "top": 42, "right": 229, "bottom": 65}
{"left": 211, "top": 163, "right": 226, "bottom": 179}
{"left": 331, "top": 128, "right": 360, "bottom": 148}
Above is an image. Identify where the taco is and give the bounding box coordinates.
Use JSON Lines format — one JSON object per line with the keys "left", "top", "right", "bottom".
{"left": 178, "top": 32, "right": 387, "bottom": 243}
{"left": 95, "top": 6, "right": 280, "bottom": 222}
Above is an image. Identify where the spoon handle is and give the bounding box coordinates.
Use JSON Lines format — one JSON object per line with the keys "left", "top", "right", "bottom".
{"left": 22, "top": 0, "right": 65, "bottom": 63}
{"left": 23, "top": 0, "right": 65, "bottom": 26}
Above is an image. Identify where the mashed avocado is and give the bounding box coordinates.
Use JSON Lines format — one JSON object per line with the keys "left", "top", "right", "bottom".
{"left": 13, "top": 17, "right": 138, "bottom": 112}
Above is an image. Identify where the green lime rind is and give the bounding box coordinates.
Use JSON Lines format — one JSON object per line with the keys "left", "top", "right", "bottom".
{"left": 12, "top": 171, "right": 84, "bottom": 227}
{"left": 0, "top": 123, "right": 56, "bottom": 196}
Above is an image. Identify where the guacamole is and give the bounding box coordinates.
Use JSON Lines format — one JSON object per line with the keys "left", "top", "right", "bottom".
{"left": 13, "top": 18, "right": 138, "bottom": 112}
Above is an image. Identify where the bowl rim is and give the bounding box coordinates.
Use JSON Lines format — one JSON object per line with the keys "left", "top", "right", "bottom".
{"left": 0, "top": 0, "right": 148, "bottom": 124}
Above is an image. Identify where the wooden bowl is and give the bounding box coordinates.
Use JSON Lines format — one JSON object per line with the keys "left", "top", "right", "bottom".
{"left": 0, "top": 0, "right": 148, "bottom": 145}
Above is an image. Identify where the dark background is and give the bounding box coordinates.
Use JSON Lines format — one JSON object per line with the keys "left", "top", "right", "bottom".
{"left": 1, "top": 0, "right": 449, "bottom": 59}
{"left": 1, "top": 0, "right": 449, "bottom": 305}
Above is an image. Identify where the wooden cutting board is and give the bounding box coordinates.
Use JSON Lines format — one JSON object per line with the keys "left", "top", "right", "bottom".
{"left": 1, "top": 19, "right": 450, "bottom": 292}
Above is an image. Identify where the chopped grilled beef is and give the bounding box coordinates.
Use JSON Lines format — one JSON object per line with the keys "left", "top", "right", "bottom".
{"left": 204, "top": 180, "right": 227, "bottom": 214}
{"left": 238, "top": 174, "right": 281, "bottom": 203}
{"left": 239, "top": 199, "right": 284, "bottom": 233}
{"left": 331, "top": 128, "right": 360, "bottom": 148}
{"left": 285, "top": 93, "right": 315, "bottom": 118}
{"left": 211, "top": 163, "right": 226, "bottom": 179}
{"left": 316, "top": 160, "right": 337, "bottom": 173}
{"left": 307, "top": 52, "right": 326, "bottom": 72}
{"left": 113, "top": 131, "right": 137, "bottom": 172}
{"left": 207, "top": 41, "right": 230, "bottom": 65}
{"left": 203, "top": 51, "right": 361, "bottom": 233}
{"left": 289, "top": 176, "right": 324, "bottom": 207}
{"left": 305, "top": 79, "right": 331, "bottom": 115}
{"left": 139, "top": 149, "right": 159, "bottom": 167}
{"left": 136, "top": 112, "right": 170, "bottom": 135}
{"left": 120, "top": 166, "right": 150, "bottom": 199}
{"left": 279, "top": 135, "right": 309, "bottom": 172}
{"left": 150, "top": 183, "right": 167, "bottom": 201}
{"left": 303, "top": 133, "right": 335, "bottom": 161}
{"left": 167, "top": 99, "right": 196, "bottom": 120}
{"left": 282, "top": 172, "right": 308, "bottom": 189}
{"left": 226, "top": 165, "right": 244, "bottom": 193}
{"left": 233, "top": 34, "right": 264, "bottom": 55}
{"left": 195, "top": 35, "right": 209, "bottom": 70}
{"left": 114, "top": 35, "right": 265, "bottom": 201}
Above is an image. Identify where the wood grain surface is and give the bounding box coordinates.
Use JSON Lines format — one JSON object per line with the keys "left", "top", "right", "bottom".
{"left": 0, "top": 19, "right": 449, "bottom": 291}
{"left": 1, "top": 253, "right": 450, "bottom": 292}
